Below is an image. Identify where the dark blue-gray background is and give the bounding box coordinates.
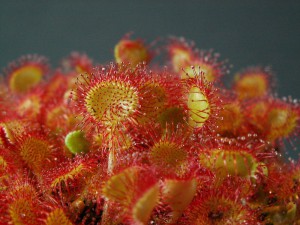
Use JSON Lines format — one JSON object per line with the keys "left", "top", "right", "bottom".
{"left": 0, "top": 1, "right": 299, "bottom": 157}
{"left": 1, "top": 1, "right": 299, "bottom": 97}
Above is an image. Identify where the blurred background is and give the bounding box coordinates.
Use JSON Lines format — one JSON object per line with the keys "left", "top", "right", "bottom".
{"left": 0, "top": 1, "right": 299, "bottom": 158}
{"left": 1, "top": 1, "right": 299, "bottom": 98}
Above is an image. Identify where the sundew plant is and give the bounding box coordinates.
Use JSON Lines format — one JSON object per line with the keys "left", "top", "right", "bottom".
{"left": 0, "top": 34, "right": 299, "bottom": 225}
